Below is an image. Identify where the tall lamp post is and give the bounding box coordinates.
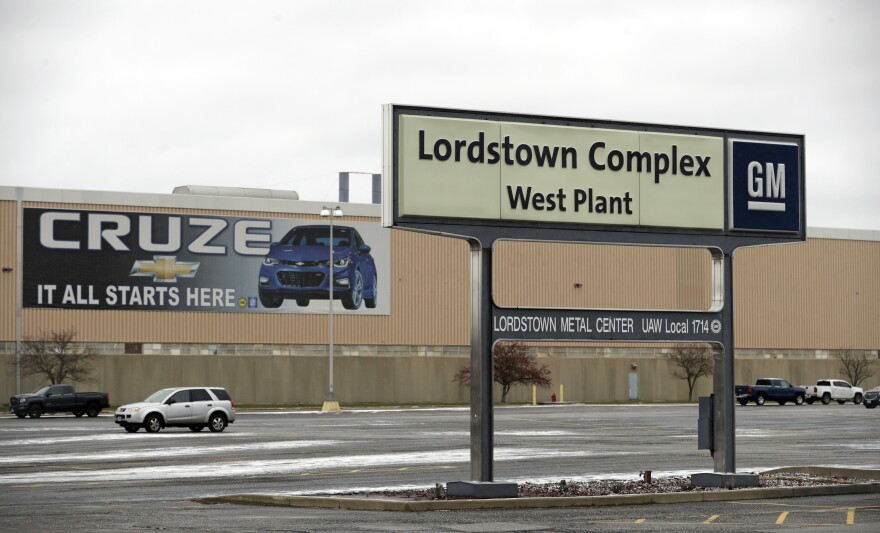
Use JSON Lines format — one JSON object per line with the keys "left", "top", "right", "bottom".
{"left": 320, "top": 206, "right": 343, "bottom": 413}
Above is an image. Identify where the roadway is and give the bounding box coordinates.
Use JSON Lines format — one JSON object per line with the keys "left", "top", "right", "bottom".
{"left": 0, "top": 403, "right": 877, "bottom": 531}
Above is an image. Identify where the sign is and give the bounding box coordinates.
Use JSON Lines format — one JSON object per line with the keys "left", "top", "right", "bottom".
{"left": 492, "top": 308, "right": 723, "bottom": 343}
{"left": 384, "top": 105, "right": 806, "bottom": 242}
{"left": 729, "top": 139, "right": 802, "bottom": 232}
{"left": 23, "top": 208, "right": 391, "bottom": 315}
{"left": 395, "top": 114, "right": 724, "bottom": 230}
{"left": 382, "top": 105, "right": 806, "bottom": 480}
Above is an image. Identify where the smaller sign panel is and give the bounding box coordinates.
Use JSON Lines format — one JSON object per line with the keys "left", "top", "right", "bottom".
{"left": 729, "top": 140, "right": 801, "bottom": 233}
{"left": 492, "top": 308, "right": 723, "bottom": 343}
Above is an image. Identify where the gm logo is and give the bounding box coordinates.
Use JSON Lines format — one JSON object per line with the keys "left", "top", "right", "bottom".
{"left": 747, "top": 161, "right": 786, "bottom": 212}
{"left": 729, "top": 139, "right": 801, "bottom": 232}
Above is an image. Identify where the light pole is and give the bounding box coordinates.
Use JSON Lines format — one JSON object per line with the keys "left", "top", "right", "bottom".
{"left": 320, "top": 206, "right": 343, "bottom": 413}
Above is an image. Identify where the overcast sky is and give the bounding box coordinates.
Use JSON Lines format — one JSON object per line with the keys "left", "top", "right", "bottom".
{"left": 1, "top": 0, "right": 878, "bottom": 230}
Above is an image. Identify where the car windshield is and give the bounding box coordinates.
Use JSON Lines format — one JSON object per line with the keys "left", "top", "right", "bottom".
{"left": 31, "top": 385, "right": 51, "bottom": 395}
{"left": 281, "top": 227, "right": 351, "bottom": 247}
{"left": 144, "top": 388, "right": 176, "bottom": 403}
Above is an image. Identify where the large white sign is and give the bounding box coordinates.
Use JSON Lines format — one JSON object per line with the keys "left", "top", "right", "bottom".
{"left": 388, "top": 112, "right": 725, "bottom": 230}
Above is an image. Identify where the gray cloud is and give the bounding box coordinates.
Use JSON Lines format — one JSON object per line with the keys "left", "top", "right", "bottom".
{"left": 1, "top": 0, "right": 877, "bottom": 229}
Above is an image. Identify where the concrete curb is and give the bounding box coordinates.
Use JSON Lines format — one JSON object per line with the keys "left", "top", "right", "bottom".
{"left": 198, "top": 480, "right": 880, "bottom": 512}
{"left": 761, "top": 466, "right": 880, "bottom": 481}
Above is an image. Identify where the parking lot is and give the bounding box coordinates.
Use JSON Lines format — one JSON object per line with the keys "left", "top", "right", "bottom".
{"left": 0, "top": 403, "right": 878, "bottom": 531}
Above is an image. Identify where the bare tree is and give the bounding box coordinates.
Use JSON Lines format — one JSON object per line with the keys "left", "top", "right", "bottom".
{"left": 665, "top": 346, "right": 714, "bottom": 402}
{"left": 453, "top": 342, "right": 552, "bottom": 403}
{"left": 837, "top": 350, "right": 877, "bottom": 387}
{"left": 14, "top": 329, "right": 98, "bottom": 384}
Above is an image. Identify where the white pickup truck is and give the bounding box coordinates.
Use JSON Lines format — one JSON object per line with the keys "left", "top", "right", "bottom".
{"left": 801, "top": 379, "right": 864, "bottom": 405}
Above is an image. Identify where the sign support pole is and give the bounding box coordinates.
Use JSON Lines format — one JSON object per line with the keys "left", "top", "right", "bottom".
{"left": 714, "top": 250, "right": 736, "bottom": 473}
{"left": 469, "top": 241, "right": 493, "bottom": 482}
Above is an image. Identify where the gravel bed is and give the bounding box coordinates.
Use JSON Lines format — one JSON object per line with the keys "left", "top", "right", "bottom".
{"left": 359, "top": 473, "right": 867, "bottom": 501}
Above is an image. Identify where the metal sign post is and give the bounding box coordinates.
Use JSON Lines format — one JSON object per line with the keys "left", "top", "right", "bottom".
{"left": 382, "top": 105, "right": 805, "bottom": 494}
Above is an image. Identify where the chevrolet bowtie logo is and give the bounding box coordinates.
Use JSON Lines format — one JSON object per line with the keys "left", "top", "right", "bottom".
{"left": 130, "top": 256, "right": 200, "bottom": 283}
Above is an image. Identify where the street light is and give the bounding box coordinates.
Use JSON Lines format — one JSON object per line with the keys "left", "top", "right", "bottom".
{"left": 320, "top": 206, "right": 343, "bottom": 413}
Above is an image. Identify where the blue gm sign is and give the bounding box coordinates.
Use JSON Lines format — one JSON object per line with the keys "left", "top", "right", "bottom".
{"left": 729, "top": 139, "right": 801, "bottom": 232}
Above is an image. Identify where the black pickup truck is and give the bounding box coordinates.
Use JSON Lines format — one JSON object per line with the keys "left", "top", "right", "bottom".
{"left": 10, "top": 384, "right": 110, "bottom": 419}
{"left": 735, "top": 378, "right": 807, "bottom": 406}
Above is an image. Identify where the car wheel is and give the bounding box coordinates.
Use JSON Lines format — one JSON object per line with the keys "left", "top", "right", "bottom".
{"left": 124, "top": 426, "right": 139, "bottom": 433}
{"left": 86, "top": 403, "right": 101, "bottom": 417}
{"left": 854, "top": 394, "right": 863, "bottom": 405}
{"left": 73, "top": 409, "right": 84, "bottom": 417}
{"left": 342, "top": 271, "right": 363, "bottom": 310}
{"left": 208, "top": 413, "right": 227, "bottom": 433}
{"left": 259, "top": 292, "right": 283, "bottom": 308}
{"left": 821, "top": 393, "right": 831, "bottom": 405}
{"left": 738, "top": 399, "right": 748, "bottom": 406}
{"left": 15, "top": 413, "right": 26, "bottom": 419}
{"left": 755, "top": 394, "right": 766, "bottom": 406}
{"left": 364, "top": 274, "right": 377, "bottom": 309}
{"left": 295, "top": 298, "right": 310, "bottom": 307}
{"left": 28, "top": 404, "right": 43, "bottom": 419}
{"left": 189, "top": 425, "right": 205, "bottom": 432}
{"left": 144, "top": 414, "right": 163, "bottom": 433}
{"left": 795, "top": 394, "right": 805, "bottom": 406}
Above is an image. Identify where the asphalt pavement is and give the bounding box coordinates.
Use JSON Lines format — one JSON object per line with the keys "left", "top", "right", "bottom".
{"left": 0, "top": 403, "right": 878, "bottom": 531}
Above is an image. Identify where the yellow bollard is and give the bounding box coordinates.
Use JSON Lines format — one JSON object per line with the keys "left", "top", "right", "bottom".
{"left": 532, "top": 385, "right": 537, "bottom": 405}
{"left": 560, "top": 384, "right": 564, "bottom": 403}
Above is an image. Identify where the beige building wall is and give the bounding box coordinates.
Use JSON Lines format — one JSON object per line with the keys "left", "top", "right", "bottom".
{"left": 0, "top": 201, "right": 15, "bottom": 340}
{"left": 494, "top": 241, "right": 711, "bottom": 311}
{"left": 3, "top": 353, "right": 876, "bottom": 406}
{"left": 3, "top": 191, "right": 879, "bottom": 351}
{"left": 734, "top": 236, "right": 880, "bottom": 349}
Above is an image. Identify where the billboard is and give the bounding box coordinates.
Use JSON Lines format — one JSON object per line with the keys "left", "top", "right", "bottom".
{"left": 23, "top": 208, "right": 391, "bottom": 315}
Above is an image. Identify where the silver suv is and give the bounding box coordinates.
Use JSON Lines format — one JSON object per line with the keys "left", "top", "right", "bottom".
{"left": 115, "top": 387, "right": 235, "bottom": 433}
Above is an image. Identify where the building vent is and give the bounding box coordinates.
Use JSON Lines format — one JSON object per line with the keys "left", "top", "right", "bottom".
{"left": 172, "top": 185, "right": 299, "bottom": 200}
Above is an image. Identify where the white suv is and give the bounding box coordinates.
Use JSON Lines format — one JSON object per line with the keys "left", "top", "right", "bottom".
{"left": 115, "top": 387, "right": 236, "bottom": 433}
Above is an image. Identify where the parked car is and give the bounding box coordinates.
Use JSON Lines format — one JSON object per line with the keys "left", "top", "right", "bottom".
{"left": 735, "top": 378, "right": 807, "bottom": 406}
{"left": 9, "top": 384, "right": 110, "bottom": 419}
{"left": 861, "top": 386, "right": 879, "bottom": 409}
{"left": 258, "top": 225, "right": 378, "bottom": 310}
{"left": 114, "top": 387, "right": 235, "bottom": 433}
{"left": 800, "top": 379, "right": 864, "bottom": 405}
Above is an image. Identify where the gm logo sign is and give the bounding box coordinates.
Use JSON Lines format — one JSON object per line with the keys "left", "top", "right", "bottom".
{"left": 729, "top": 139, "right": 801, "bottom": 232}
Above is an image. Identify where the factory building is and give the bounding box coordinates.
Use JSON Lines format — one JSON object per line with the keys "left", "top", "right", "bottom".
{"left": 1, "top": 185, "right": 878, "bottom": 405}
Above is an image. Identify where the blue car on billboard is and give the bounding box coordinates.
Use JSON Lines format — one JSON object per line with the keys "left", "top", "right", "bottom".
{"left": 258, "top": 225, "right": 378, "bottom": 310}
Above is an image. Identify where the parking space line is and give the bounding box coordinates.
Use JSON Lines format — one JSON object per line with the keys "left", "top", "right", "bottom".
{"left": 296, "top": 465, "right": 455, "bottom": 478}
{"left": 847, "top": 507, "right": 855, "bottom": 525}
{"left": 634, "top": 518, "right": 645, "bottom": 524}
{"left": 775, "top": 511, "right": 788, "bottom": 524}
{"left": 703, "top": 514, "right": 720, "bottom": 524}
